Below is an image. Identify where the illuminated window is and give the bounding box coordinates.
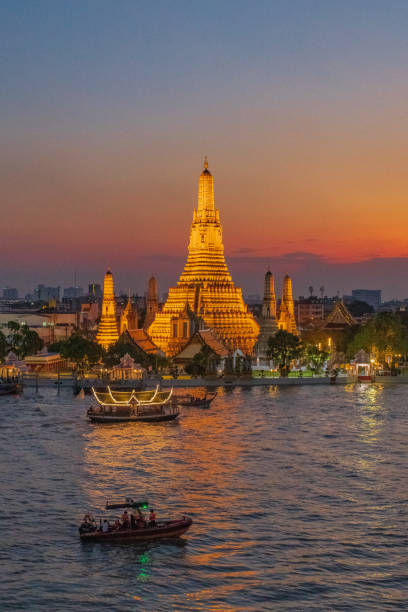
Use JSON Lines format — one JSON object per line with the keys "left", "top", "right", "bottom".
{"left": 172, "top": 323, "right": 178, "bottom": 338}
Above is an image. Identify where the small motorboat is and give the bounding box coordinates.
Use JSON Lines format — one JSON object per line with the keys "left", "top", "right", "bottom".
{"left": 87, "top": 386, "right": 179, "bottom": 423}
{"left": 178, "top": 392, "right": 217, "bottom": 408}
{"left": 79, "top": 497, "right": 193, "bottom": 542}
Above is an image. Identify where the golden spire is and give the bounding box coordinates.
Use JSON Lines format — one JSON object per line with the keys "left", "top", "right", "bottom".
{"left": 96, "top": 268, "right": 119, "bottom": 350}
{"left": 198, "top": 156, "right": 214, "bottom": 212}
{"left": 262, "top": 270, "right": 277, "bottom": 319}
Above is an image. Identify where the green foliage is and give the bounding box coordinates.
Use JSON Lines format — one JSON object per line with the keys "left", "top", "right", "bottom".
{"left": 185, "top": 346, "right": 220, "bottom": 377}
{"left": 266, "top": 330, "right": 302, "bottom": 377}
{"left": 54, "top": 334, "right": 104, "bottom": 371}
{"left": 348, "top": 300, "right": 374, "bottom": 317}
{"left": 347, "top": 312, "right": 408, "bottom": 360}
{"left": 103, "top": 341, "right": 168, "bottom": 372}
{"left": 302, "top": 344, "right": 329, "bottom": 374}
{"left": 6, "top": 322, "right": 44, "bottom": 358}
{"left": 0, "top": 330, "right": 7, "bottom": 362}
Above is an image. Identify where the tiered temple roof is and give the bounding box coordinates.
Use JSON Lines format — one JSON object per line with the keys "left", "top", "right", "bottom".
{"left": 148, "top": 158, "right": 260, "bottom": 356}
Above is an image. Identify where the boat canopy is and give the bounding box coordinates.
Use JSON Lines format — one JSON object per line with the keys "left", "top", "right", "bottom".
{"left": 91, "top": 385, "right": 173, "bottom": 406}
{"left": 106, "top": 498, "right": 149, "bottom": 510}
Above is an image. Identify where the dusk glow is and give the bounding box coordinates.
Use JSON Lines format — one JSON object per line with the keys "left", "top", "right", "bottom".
{"left": 3, "top": 1, "right": 408, "bottom": 297}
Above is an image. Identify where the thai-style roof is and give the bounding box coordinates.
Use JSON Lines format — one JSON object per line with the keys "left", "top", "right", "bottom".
{"left": 174, "top": 328, "right": 229, "bottom": 361}
{"left": 319, "top": 299, "right": 356, "bottom": 329}
{"left": 121, "top": 329, "right": 161, "bottom": 355}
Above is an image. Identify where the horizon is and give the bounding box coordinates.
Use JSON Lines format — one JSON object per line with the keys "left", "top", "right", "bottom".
{"left": 2, "top": 1, "right": 408, "bottom": 298}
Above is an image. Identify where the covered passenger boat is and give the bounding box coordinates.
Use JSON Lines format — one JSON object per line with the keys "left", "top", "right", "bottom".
{"left": 79, "top": 497, "right": 192, "bottom": 541}
{"left": 87, "top": 385, "right": 179, "bottom": 422}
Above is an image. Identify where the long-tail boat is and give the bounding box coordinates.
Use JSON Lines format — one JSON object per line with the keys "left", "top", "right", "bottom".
{"left": 177, "top": 391, "right": 217, "bottom": 408}
{"left": 87, "top": 385, "right": 179, "bottom": 422}
{"left": 79, "top": 497, "right": 192, "bottom": 541}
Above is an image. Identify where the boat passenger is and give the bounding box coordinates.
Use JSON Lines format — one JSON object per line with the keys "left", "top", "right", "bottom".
{"left": 130, "top": 513, "right": 136, "bottom": 529}
{"left": 121, "top": 510, "right": 130, "bottom": 528}
{"left": 102, "top": 519, "right": 110, "bottom": 533}
{"left": 113, "top": 519, "right": 121, "bottom": 530}
{"left": 148, "top": 510, "right": 156, "bottom": 527}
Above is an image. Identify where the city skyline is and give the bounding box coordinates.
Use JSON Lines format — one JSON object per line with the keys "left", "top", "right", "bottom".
{"left": 3, "top": 2, "right": 408, "bottom": 297}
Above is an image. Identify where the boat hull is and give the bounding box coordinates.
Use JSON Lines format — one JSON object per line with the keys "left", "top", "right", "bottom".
{"left": 88, "top": 412, "right": 179, "bottom": 423}
{"left": 0, "top": 383, "right": 20, "bottom": 396}
{"left": 80, "top": 517, "right": 192, "bottom": 541}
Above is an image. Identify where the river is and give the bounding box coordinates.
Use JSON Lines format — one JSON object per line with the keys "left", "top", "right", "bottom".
{"left": 1, "top": 384, "right": 407, "bottom": 610}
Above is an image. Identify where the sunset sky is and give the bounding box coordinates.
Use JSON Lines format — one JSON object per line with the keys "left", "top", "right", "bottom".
{"left": 2, "top": 1, "right": 408, "bottom": 299}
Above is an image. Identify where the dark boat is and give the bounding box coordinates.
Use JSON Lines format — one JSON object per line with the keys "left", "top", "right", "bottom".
{"left": 0, "top": 382, "right": 21, "bottom": 396}
{"left": 79, "top": 497, "right": 192, "bottom": 542}
{"left": 178, "top": 392, "right": 217, "bottom": 408}
{"left": 87, "top": 386, "right": 179, "bottom": 422}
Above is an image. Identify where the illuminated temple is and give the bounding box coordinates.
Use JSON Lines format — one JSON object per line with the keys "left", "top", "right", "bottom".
{"left": 148, "top": 158, "right": 259, "bottom": 356}
{"left": 96, "top": 268, "right": 119, "bottom": 350}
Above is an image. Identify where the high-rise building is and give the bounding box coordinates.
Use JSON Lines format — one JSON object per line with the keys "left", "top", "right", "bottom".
{"left": 1, "top": 287, "right": 18, "bottom": 300}
{"left": 63, "top": 286, "right": 84, "bottom": 299}
{"left": 148, "top": 158, "right": 259, "bottom": 356}
{"left": 34, "top": 285, "right": 60, "bottom": 302}
{"left": 96, "top": 269, "right": 119, "bottom": 350}
{"left": 88, "top": 283, "right": 102, "bottom": 299}
{"left": 351, "top": 289, "right": 381, "bottom": 310}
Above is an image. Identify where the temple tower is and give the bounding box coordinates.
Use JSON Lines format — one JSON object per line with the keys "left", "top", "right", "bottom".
{"left": 143, "top": 275, "right": 159, "bottom": 330}
{"left": 148, "top": 158, "right": 259, "bottom": 356}
{"left": 255, "top": 270, "right": 279, "bottom": 360}
{"left": 120, "top": 295, "right": 138, "bottom": 334}
{"left": 96, "top": 268, "right": 119, "bottom": 349}
{"left": 262, "top": 270, "right": 277, "bottom": 319}
{"left": 278, "top": 274, "right": 298, "bottom": 335}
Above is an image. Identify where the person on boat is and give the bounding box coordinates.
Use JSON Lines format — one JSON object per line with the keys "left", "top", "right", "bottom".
{"left": 113, "top": 518, "right": 121, "bottom": 530}
{"left": 102, "top": 519, "right": 110, "bottom": 533}
{"left": 148, "top": 509, "right": 156, "bottom": 527}
{"left": 130, "top": 513, "right": 137, "bottom": 529}
{"left": 121, "top": 510, "right": 130, "bottom": 528}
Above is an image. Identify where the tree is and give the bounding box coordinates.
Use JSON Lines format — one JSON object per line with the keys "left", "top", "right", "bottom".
{"left": 302, "top": 344, "right": 329, "bottom": 374}
{"left": 0, "top": 330, "right": 7, "bottom": 362}
{"left": 185, "top": 346, "right": 220, "bottom": 377}
{"left": 52, "top": 335, "right": 104, "bottom": 371}
{"left": 7, "top": 321, "right": 44, "bottom": 358}
{"left": 266, "top": 330, "right": 302, "bottom": 377}
{"left": 348, "top": 300, "right": 374, "bottom": 317}
{"left": 347, "top": 311, "right": 408, "bottom": 362}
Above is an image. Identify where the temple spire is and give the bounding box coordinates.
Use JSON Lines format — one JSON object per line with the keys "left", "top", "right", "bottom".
{"left": 197, "top": 156, "right": 215, "bottom": 212}
{"left": 262, "top": 270, "right": 277, "bottom": 319}
{"left": 96, "top": 268, "right": 119, "bottom": 349}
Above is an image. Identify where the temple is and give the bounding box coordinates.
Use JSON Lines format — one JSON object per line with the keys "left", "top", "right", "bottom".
{"left": 96, "top": 268, "right": 119, "bottom": 350}
{"left": 148, "top": 158, "right": 259, "bottom": 356}
{"left": 278, "top": 274, "right": 298, "bottom": 334}
{"left": 120, "top": 295, "right": 138, "bottom": 334}
{"left": 143, "top": 276, "right": 159, "bottom": 330}
{"left": 255, "top": 270, "right": 279, "bottom": 359}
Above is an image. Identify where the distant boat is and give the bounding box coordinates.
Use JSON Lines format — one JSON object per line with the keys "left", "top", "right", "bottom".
{"left": 0, "top": 381, "right": 21, "bottom": 396}
{"left": 86, "top": 385, "right": 179, "bottom": 423}
{"left": 178, "top": 392, "right": 217, "bottom": 408}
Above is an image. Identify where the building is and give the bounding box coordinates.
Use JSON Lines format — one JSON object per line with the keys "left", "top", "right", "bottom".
{"left": 120, "top": 296, "right": 138, "bottom": 334}
{"left": 296, "top": 295, "right": 339, "bottom": 326}
{"left": 255, "top": 270, "right": 278, "bottom": 361}
{"left": 96, "top": 269, "right": 119, "bottom": 350}
{"left": 88, "top": 283, "right": 102, "bottom": 299}
{"left": 351, "top": 289, "right": 382, "bottom": 310}
{"left": 1, "top": 287, "right": 18, "bottom": 300}
{"left": 143, "top": 276, "right": 159, "bottom": 330}
{"left": 173, "top": 329, "right": 229, "bottom": 372}
{"left": 278, "top": 274, "right": 298, "bottom": 334}
{"left": 148, "top": 158, "right": 259, "bottom": 356}
{"left": 34, "top": 285, "right": 60, "bottom": 302}
{"left": 63, "top": 286, "right": 84, "bottom": 299}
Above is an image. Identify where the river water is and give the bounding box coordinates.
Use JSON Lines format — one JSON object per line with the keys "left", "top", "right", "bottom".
{"left": 1, "top": 384, "right": 407, "bottom": 611}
